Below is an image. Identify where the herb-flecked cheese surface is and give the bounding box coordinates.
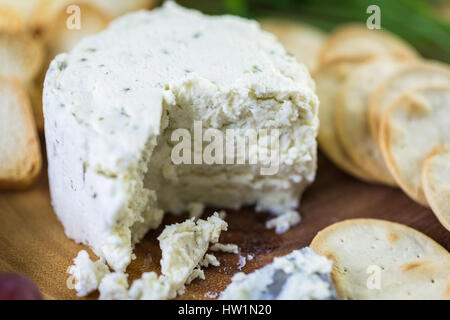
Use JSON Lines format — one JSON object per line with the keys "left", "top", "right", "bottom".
{"left": 44, "top": 2, "right": 319, "bottom": 272}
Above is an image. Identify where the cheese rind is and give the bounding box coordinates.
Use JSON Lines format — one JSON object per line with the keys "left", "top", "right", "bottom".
{"left": 44, "top": 2, "right": 318, "bottom": 272}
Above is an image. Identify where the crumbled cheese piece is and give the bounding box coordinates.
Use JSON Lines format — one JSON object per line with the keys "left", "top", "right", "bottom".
{"left": 210, "top": 243, "right": 239, "bottom": 254}
{"left": 99, "top": 272, "right": 129, "bottom": 300}
{"left": 158, "top": 212, "right": 227, "bottom": 287}
{"left": 218, "top": 211, "right": 227, "bottom": 220}
{"left": 68, "top": 250, "right": 110, "bottom": 297}
{"left": 220, "top": 247, "right": 336, "bottom": 300}
{"left": 127, "top": 212, "right": 227, "bottom": 300}
{"left": 200, "top": 254, "right": 220, "bottom": 267}
{"left": 70, "top": 212, "right": 228, "bottom": 300}
{"left": 266, "top": 210, "right": 301, "bottom": 234}
{"left": 186, "top": 268, "right": 205, "bottom": 284}
{"left": 128, "top": 273, "right": 176, "bottom": 300}
{"left": 187, "top": 202, "right": 205, "bottom": 219}
{"left": 237, "top": 255, "right": 247, "bottom": 270}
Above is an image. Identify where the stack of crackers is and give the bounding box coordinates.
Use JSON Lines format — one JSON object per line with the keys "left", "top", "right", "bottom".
{"left": 264, "top": 21, "right": 450, "bottom": 233}
{"left": 0, "top": 0, "right": 155, "bottom": 190}
{"left": 315, "top": 24, "right": 450, "bottom": 233}
{"left": 263, "top": 21, "right": 450, "bottom": 299}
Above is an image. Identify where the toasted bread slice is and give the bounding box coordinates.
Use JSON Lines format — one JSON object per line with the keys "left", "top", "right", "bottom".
{"left": 379, "top": 86, "right": 450, "bottom": 205}
{"left": 422, "top": 145, "right": 450, "bottom": 231}
{"left": 0, "top": 77, "right": 41, "bottom": 189}
{"left": 0, "top": 30, "right": 44, "bottom": 83}
{"left": 311, "top": 219, "right": 450, "bottom": 300}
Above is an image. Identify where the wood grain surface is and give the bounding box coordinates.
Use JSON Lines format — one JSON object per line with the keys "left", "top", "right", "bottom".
{"left": 0, "top": 152, "right": 448, "bottom": 300}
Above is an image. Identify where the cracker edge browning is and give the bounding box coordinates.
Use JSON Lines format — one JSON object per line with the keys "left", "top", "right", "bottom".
{"left": 334, "top": 61, "right": 397, "bottom": 186}
{"left": 378, "top": 91, "right": 429, "bottom": 205}
{"left": 422, "top": 145, "right": 450, "bottom": 232}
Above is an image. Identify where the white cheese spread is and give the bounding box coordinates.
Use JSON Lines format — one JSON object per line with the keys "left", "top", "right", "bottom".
{"left": 45, "top": 1, "right": 318, "bottom": 274}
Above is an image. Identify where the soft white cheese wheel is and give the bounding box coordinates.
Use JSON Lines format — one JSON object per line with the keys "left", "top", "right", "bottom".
{"left": 44, "top": 2, "right": 319, "bottom": 272}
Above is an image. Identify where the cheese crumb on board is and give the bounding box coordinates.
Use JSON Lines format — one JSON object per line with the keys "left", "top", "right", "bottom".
{"left": 128, "top": 272, "right": 175, "bottom": 300}
{"left": 200, "top": 254, "right": 220, "bottom": 267}
{"left": 86, "top": 212, "right": 228, "bottom": 299}
{"left": 158, "top": 212, "right": 227, "bottom": 291}
{"left": 45, "top": 1, "right": 318, "bottom": 274}
{"left": 220, "top": 248, "right": 336, "bottom": 300}
{"left": 99, "top": 272, "right": 129, "bottom": 300}
{"left": 210, "top": 243, "right": 239, "bottom": 254}
{"left": 69, "top": 250, "right": 110, "bottom": 297}
{"left": 185, "top": 268, "right": 205, "bottom": 285}
{"left": 187, "top": 202, "right": 205, "bottom": 219}
{"left": 265, "top": 210, "right": 301, "bottom": 234}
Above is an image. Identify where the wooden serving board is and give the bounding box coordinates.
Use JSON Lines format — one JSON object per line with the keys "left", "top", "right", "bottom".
{"left": 0, "top": 152, "right": 448, "bottom": 300}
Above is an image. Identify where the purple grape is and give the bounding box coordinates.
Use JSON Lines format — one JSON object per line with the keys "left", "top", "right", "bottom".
{"left": 0, "top": 273, "right": 43, "bottom": 300}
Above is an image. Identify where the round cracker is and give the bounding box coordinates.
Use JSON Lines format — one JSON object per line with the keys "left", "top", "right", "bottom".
{"left": 319, "top": 24, "right": 418, "bottom": 66}
{"left": 0, "top": 30, "right": 44, "bottom": 83}
{"left": 40, "top": 2, "right": 111, "bottom": 61}
{"left": 368, "top": 61, "right": 450, "bottom": 145}
{"left": 379, "top": 86, "right": 450, "bottom": 205}
{"left": 315, "top": 62, "right": 376, "bottom": 182}
{"left": 310, "top": 219, "right": 450, "bottom": 300}
{"left": 422, "top": 145, "right": 450, "bottom": 231}
{"left": 335, "top": 59, "right": 401, "bottom": 186}
{"left": 259, "top": 18, "right": 327, "bottom": 74}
